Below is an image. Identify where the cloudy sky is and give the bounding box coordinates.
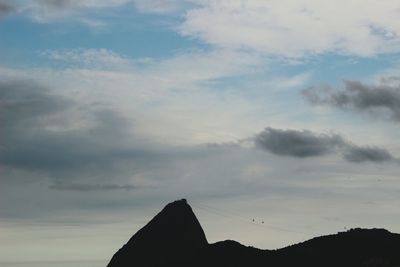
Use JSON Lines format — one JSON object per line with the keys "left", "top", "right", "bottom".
{"left": 1, "top": 0, "right": 400, "bottom": 265}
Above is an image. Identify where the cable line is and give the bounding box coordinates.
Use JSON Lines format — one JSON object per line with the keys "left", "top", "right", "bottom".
{"left": 190, "top": 200, "right": 308, "bottom": 235}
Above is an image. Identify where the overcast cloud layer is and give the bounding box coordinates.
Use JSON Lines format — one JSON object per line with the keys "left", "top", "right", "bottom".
{"left": 1, "top": 1, "right": 400, "bottom": 265}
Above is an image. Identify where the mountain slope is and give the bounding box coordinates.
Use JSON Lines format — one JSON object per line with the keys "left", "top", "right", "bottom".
{"left": 107, "top": 199, "right": 400, "bottom": 267}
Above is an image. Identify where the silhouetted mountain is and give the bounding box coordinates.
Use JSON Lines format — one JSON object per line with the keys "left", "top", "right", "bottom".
{"left": 107, "top": 199, "right": 400, "bottom": 267}
{"left": 107, "top": 199, "right": 207, "bottom": 267}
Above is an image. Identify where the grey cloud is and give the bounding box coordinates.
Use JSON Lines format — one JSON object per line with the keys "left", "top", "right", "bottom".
{"left": 0, "top": 79, "right": 70, "bottom": 124}
{"left": 343, "top": 146, "right": 394, "bottom": 163}
{"left": 254, "top": 127, "right": 395, "bottom": 163}
{"left": 49, "top": 183, "right": 136, "bottom": 191}
{"left": 0, "top": 80, "right": 165, "bottom": 183}
{"left": 0, "top": 1, "right": 16, "bottom": 17}
{"left": 254, "top": 127, "right": 345, "bottom": 157}
{"left": 302, "top": 79, "right": 400, "bottom": 122}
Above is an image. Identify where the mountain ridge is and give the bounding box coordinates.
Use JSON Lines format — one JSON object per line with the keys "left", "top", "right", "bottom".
{"left": 107, "top": 199, "right": 400, "bottom": 267}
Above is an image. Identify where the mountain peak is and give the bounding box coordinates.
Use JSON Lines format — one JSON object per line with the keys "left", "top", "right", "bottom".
{"left": 163, "top": 198, "right": 189, "bottom": 210}
{"left": 107, "top": 199, "right": 207, "bottom": 267}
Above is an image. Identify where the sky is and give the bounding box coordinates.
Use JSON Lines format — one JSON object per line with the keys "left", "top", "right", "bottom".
{"left": 1, "top": 0, "right": 400, "bottom": 265}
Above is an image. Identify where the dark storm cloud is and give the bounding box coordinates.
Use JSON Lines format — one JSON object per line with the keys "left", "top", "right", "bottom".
{"left": 254, "top": 127, "right": 345, "bottom": 157}
{"left": 254, "top": 127, "right": 395, "bottom": 163}
{"left": 49, "top": 183, "right": 136, "bottom": 191}
{"left": 343, "top": 146, "right": 394, "bottom": 163}
{"left": 302, "top": 79, "right": 400, "bottom": 121}
{"left": 0, "top": 80, "right": 162, "bottom": 182}
{"left": 0, "top": 1, "right": 16, "bottom": 17}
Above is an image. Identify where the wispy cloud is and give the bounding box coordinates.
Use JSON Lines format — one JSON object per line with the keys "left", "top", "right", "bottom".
{"left": 132, "top": 0, "right": 191, "bottom": 14}
{"left": 39, "top": 49, "right": 130, "bottom": 69}
{"left": 49, "top": 183, "right": 136, "bottom": 191}
{"left": 9, "top": 0, "right": 189, "bottom": 25}
{"left": 34, "top": 0, "right": 74, "bottom": 9}
{"left": 17, "top": 0, "right": 131, "bottom": 24}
